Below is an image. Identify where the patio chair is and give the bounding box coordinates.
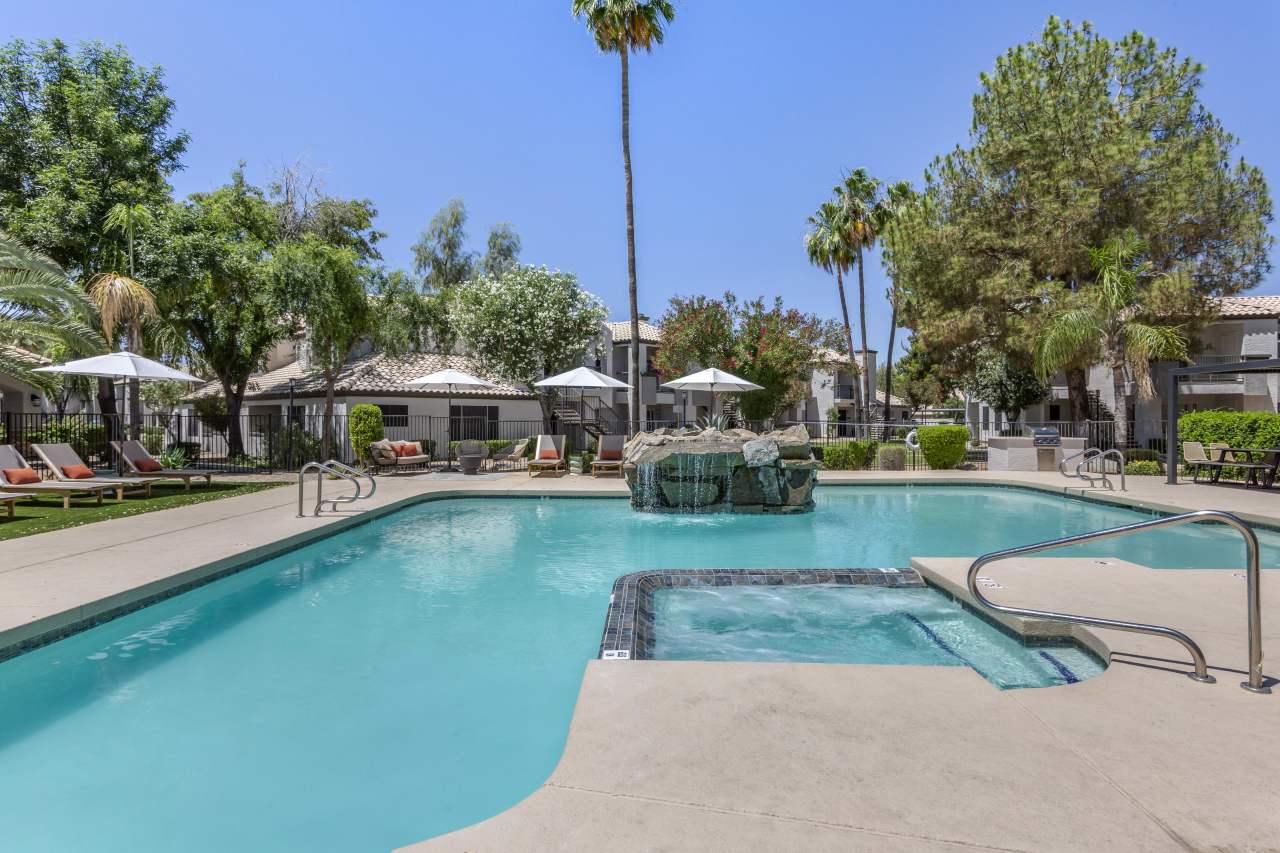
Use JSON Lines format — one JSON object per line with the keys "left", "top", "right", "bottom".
{"left": 489, "top": 438, "right": 529, "bottom": 470}
{"left": 1182, "top": 441, "right": 1226, "bottom": 484}
{"left": 591, "top": 434, "right": 626, "bottom": 478}
{"left": 0, "top": 445, "right": 117, "bottom": 508}
{"left": 528, "top": 435, "right": 566, "bottom": 477}
{"left": 456, "top": 440, "right": 489, "bottom": 475}
{"left": 31, "top": 443, "right": 163, "bottom": 497}
{"left": 112, "top": 440, "right": 213, "bottom": 491}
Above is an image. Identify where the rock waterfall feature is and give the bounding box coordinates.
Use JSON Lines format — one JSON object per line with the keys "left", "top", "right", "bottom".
{"left": 623, "top": 425, "right": 818, "bottom": 513}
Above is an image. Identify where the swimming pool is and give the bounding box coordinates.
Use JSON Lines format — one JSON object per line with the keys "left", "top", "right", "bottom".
{"left": 0, "top": 486, "right": 1274, "bottom": 852}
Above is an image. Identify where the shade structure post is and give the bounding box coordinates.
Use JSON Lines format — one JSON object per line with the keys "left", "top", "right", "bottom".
{"left": 1166, "top": 368, "right": 1179, "bottom": 485}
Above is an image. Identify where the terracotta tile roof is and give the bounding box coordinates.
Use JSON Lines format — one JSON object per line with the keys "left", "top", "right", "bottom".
{"left": 1, "top": 344, "right": 51, "bottom": 366}
{"left": 190, "top": 351, "right": 534, "bottom": 400}
{"left": 1212, "top": 295, "right": 1280, "bottom": 319}
{"left": 606, "top": 320, "right": 663, "bottom": 345}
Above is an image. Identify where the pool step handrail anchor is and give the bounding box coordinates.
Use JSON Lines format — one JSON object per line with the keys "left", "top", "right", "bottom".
{"left": 967, "top": 509, "right": 1269, "bottom": 694}
{"left": 297, "top": 460, "right": 375, "bottom": 517}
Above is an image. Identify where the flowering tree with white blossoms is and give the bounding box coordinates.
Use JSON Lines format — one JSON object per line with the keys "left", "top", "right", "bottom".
{"left": 450, "top": 265, "right": 608, "bottom": 421}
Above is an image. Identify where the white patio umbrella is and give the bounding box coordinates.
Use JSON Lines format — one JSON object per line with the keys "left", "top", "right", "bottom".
{"left": 661, "top": 367, "right": 763, "bottom": 424}
{"left": 534, "top": 366, "right": 630, "bottom": 436}
{"left": 33, "top": 351, "right": 203, "bottom": 464}
{"left": 403, "top": 368, "right": 496, "bottom": 471}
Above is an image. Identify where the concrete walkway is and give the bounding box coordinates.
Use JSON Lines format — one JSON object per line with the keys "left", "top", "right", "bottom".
{"left": 1, "top": 468, "right": 1277, "bottom": 851}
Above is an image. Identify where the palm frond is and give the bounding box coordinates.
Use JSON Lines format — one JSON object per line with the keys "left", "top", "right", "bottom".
{"left": 1033, "top": 308, "right": 1103, "bottom": 378}
{"left": 86, "top": 272, "right": 157, "bottom": 341}
{"left": 1122, "top": 322, "right": 1188, "bottom": 399}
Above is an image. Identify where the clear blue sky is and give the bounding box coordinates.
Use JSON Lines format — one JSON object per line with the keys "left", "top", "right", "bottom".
{"left": 9, "top": 1, "right": 1279, "bottom": 357}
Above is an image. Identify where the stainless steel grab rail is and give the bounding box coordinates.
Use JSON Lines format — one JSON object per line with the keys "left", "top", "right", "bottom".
{"left": 1059, "top": 447, "right": 1096, "bottom": 479}
{"left": 323, "top": 459, "right": 376, "bottom": 501}
{"left": 1076, "top": 448, "right": 1125, "bottom": 491}
{"left": 967, "top": 509, "right": 1268, "bottom": 693}
{"left": 297, "top": 461, "right": 361, "bottom": 517}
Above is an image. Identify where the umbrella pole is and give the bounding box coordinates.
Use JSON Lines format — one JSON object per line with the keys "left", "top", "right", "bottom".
{"left": 444, "top": 386, "right": 454, "bottom": 472}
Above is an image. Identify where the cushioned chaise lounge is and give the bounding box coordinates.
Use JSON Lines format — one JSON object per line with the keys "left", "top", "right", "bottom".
{"left": 0, "top": 445, "right": 116, "bottom": 508}
{"left": 112, "top": 440, "right": 213, "bottom": 491}
{"left": 31, "top": 443, "right": 162, "bottom": 497}
{"left": 591, "top": 434, "right": 625, "bottom": 477}
{"left": 528, "top": 435, "right": 566, "bottom": 477}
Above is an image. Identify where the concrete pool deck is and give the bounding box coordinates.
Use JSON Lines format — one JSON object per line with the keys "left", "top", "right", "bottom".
{"left": 1, "top": 469, "right": 1277, "bottom": 851}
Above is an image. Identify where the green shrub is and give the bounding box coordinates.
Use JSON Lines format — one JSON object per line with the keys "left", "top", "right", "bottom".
{"left": 166, "top": 441, "right": 201, "bottom": 464}
{"left": 823, "top": 440, "right": 877, "bottom": 470}
{"left": 1125, "top": 460, "right": 1162, "bottom": 476}
{"left": 266, "top": 423, "right": 322, "bottom": 469}
{"left": 918, "top": 425, "right": 969, "bottom": 470}
{"left": 1125, "top": 448, "right": 1162, "bottom": 463}
{"left": 349, "top": 404, "right": 385, "bottom": 463}
{"left": 448, "top": 438, "right": 515, "bottom": 457}
{"left": 23, "top": 418, "right": 107, "bottom": 463}
{"left": 877, "top": 445, "right": 907, "bottom": 471}
{"left": 1178, "top": 411, "right": 1280, "bottom": 453}
{"left": 193, "top": 396, "right": 229, "bottom": 435}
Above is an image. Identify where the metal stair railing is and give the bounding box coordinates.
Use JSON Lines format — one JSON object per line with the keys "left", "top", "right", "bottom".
{"left": 324, "top": 459, "right": 376, "bottom": 500}
{"left": 297, "top": 460, "right": 373, "bottom": 517}
{"left": 1060, "top": 447, "right": 1126, "bottom": 491}
{"left": 967, "top": 509, "right": 1268, "bottom": 693}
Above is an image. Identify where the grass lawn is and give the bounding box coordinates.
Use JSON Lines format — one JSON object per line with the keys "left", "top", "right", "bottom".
{"left": 0, "top": 481, "right": 285, "bottom": 542}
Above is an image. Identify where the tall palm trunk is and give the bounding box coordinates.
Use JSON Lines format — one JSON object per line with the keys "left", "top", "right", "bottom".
{"left": 1109, "top": 342, "right": 1130, "bottom": 451}
{"left": 856, "top": 245, "right": 871, "bottom": 424}
{"left": 125, "top": 227, "right": 143, "bottom": 441}
{"left": 321, "top": 372, "right": 336, "bottom": 460}
{"left": 620, "top": 47, "right": 641, "bottom": 435}
{"left": 883, "top": 295, "right": 897, "bottom": 423}
{"left": 1066, "top": 367, "right": 1089, "bottom": 421}
{"left": 833, "top": 267, "right": 862, "bottom": 424}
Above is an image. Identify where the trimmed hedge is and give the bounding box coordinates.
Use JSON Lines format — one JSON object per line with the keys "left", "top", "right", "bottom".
{"left": 877, "top": 445, "right": 907, "bottom": 471}
{"left": 1125, "top": 460, "right": 1162, "bottom": 476}
{"left": 823, "top": 440, "right": 877, "bottom": 470}
{"left": 1178, "top": 411, "right": 1280, "bottom": 453}
{"left": 349, "top": 404, "right": 385, "bottom": 464}
{"left": 918, "top": 425, "right": 968, "bottom": 470}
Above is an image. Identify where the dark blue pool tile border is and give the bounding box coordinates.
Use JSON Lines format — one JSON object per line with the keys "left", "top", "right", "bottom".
{"left": 598, "top": 568, "right": 926, "bottom": 660}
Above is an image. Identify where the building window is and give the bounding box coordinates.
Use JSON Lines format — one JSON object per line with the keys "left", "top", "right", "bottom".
{"left": 380, "top": 404, "right": 409, "bottom": 428}
{"left": 450, "top": 405, "right": 499, "bottom": 439}
{"left": 1048, "top": 404, "right": 1061, "bottom": 421}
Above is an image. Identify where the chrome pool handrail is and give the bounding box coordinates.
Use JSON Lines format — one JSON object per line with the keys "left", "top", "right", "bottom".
{"left": 1075, "top": 448, "right": 1126, "bottom": 491}
{"left": 966, "top": 509, "right": 1268, "bottom": 693}
{"left": 297, "top": 461, "right": 360, "bottom": 517}
{"left": 323, "top": 459, "right": 376, "bottom": 500}
{"left": 1059, "top": 447, "right": 1098, "bottom": 479}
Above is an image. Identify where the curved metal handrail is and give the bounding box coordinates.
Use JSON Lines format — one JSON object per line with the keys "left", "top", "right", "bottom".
{"left": 1059, "top": 447, "right": 1098, "bottom": 479}
{"left": 967, "top": 509, "right": 1268, "bottom": 693}
{"left": 1075, "top": 448, "right": 1126, "bottom": 491}
{"left": 324, "top": 459, "right": 376, "bottom": 500}
{"left": 297, "top": 461, "right": 360, "bottom": 517}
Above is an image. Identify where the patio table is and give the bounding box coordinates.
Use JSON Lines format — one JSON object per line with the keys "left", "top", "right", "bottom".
{"left": 1209, "top": 447, "right": 1280, "bottom": 488}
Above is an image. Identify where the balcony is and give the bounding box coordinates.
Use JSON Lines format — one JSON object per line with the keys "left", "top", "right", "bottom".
{"left": 1176, "top": 355, "right": 1244, "bottom": 390}
{"left": 834, "top": 384, "right": 857, "bottom": 400}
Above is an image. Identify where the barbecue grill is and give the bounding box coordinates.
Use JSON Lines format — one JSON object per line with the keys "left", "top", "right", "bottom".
{"left": 1031, "top": 427, "right": 1061, "bottom": 447}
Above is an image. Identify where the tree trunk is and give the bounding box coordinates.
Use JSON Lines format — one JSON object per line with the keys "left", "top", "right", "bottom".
{"left": 127, "top": 323, "right": 143, "bottom": 440}
{"left": 833, "top": 267, "right": 862, "bottom": 428}
{"left": 883, "top": 295, "right": 898, "bottom": 423}
{"left": 1066, "top": 367, "right": 1089, "bottom": 421}
{"left": 222, "top": 378, "right": 246, "bottom": 458}
{"left": 321, "top": 372, "right": 336, "bottom": 460}
{"left": 620, "top": 48, "right": 641, "bottom": 435}
{"left": 856, "top": 245, "right": 871, "bottom": 425}
{"left": 1111, "top": 358, "right": 1130, "bottom": 451}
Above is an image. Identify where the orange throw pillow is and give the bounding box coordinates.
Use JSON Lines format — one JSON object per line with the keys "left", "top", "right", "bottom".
{"left": 600, "top": 448, "right": 622, "bottom": 461}
{"left": 393, "top": 442, "right": 416, "bottom": 458}
{"left": 61, "top": 463, "right": 96, "bottom": 480}
{"left": 135, "top": 458, "right": 163, "bottom": 472}
{"left": 3, "top": 467, "right": 38, "bottom": 485}
{"left": 538, "top": 449, "right": 559, "bottom": 460}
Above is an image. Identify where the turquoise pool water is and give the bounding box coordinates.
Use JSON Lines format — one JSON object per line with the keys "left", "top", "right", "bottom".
{"left": 651, "top": 585, "right": 1105, "bottom": 688}
{"left": 0, "top": 486, "right": 1274, "bottom": 852}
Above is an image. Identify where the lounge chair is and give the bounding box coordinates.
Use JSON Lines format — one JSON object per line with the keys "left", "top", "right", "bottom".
{"left": 528, "top": 435, "right": 566, "bottom": 477}
{"left": 1183, "top": 441, "right": 1227, "bottom": 484}
{"left": 456, "top": 440, "right": 489, "bottom": 475}
{"left": 489, "top": 438, "right": 530, "bottom": 470}
{"left": 0, "top": 491, "right": 36, "bottom": 518}
{"left": 0, "top": 445, "right": 117, "bottom": 507}
{"left": 591, "top": 434, "right": 626, "bottom": 477}
{"left": 31, "top": 443, "right": 162, "bottom": 497}
{"left": 112, "top": 440, "right": 213, "bottom": 491}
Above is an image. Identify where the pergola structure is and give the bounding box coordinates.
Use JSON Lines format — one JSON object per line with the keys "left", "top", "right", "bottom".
{"left": 1164, "top": 357, "right": 1280, "bottom": 484}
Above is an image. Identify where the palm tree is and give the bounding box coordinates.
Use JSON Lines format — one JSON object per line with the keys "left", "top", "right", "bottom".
{"left": 572, "top": 0, "right": 676, "bottom": 433}
{"left": 0, "top": 233, "right": 104, "bottom": 391}
{"left": 833, "top": 169, "right": 886, "bottom": 423}
{"left": 1034, "top": 232, "right": 1189, "bottom": 450}
{"left": 804, "top": 201, "right": 862, "bottom": 419}
{"left": 102, "top": 201, "right": 158, "bottom": 436}
{"left": 876, "top": 182, "right": 920, "bottom": 422}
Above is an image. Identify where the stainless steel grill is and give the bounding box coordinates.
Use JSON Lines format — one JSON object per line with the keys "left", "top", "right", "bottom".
{"left": 1031, "top": 427, "right": 1061, "bottom": 447}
